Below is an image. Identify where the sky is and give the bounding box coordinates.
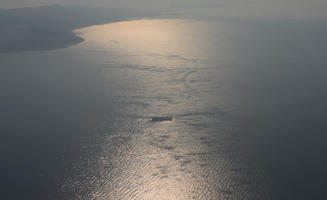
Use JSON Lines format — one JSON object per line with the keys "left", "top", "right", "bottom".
{"left": 0, "top": 0, "right": 327, "bottom": 19}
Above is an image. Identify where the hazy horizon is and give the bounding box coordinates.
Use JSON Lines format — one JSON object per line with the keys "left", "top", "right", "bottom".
{"left": 1, "top": 0, "right": 327, "bottom": 20}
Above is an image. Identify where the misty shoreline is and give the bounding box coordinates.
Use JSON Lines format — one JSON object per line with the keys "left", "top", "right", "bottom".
{"left": 0, "top": 5, "right": 150, "bottom": 53}
{"left": 2, "top": 5, "right": 325, "bottom": 54}
{"left": 0, "top": 27, "right": 85, "bottom": 53}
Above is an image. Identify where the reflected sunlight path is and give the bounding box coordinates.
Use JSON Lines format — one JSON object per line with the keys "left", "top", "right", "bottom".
{"left": 61, "top": 19, "right": 265, "bottom": 200}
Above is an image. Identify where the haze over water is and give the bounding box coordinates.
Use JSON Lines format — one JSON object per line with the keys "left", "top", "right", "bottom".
{"left": 1, "top": 18, "right": 327, "bottom": 199}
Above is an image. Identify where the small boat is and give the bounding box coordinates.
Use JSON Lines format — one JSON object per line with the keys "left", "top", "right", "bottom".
{"left": 151, "top": 116, "right": 173, "bottom": 122}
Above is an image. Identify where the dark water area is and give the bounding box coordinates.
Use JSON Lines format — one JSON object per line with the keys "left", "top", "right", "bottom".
{"left": 0, "top": 51, "right": 112, "bottom": 199}
{"left": 1, "top": 19, "right": 327, "bottom": 199}
{"left": 235, "top": 20, "right": 327, "bottom": 199}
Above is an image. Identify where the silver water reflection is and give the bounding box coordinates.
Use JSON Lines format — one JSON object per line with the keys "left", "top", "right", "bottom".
{"left": 60, "top": 19, "right": 265, "bottom": 200}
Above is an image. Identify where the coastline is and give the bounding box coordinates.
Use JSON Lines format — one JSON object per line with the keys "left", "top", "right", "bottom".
{"left": 0, "top": 5, "right": 151, "bottom": 54}
{"left": 0, "top": 28, "right": 85, "bottom": 53}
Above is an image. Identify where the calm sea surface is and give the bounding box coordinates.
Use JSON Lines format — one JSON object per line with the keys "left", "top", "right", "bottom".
{"left": 1, "top": 19, "right": 327, "bottom": 199}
